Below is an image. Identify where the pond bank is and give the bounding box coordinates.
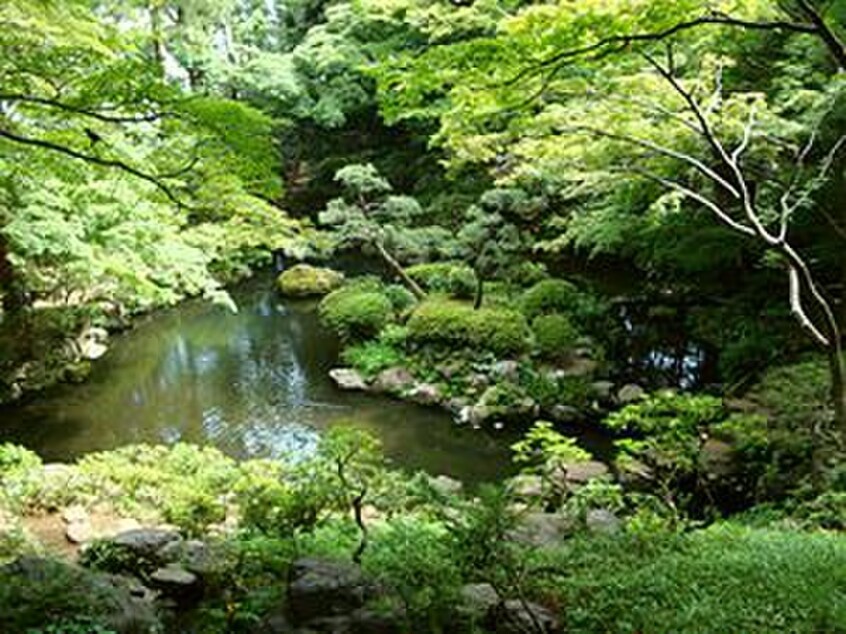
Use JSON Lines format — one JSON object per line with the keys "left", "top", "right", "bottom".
{"left": 0, "top": 275, "right": 522, "bottom": 483}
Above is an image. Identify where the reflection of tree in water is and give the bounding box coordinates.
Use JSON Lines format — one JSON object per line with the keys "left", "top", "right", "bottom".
{"left": 0, "top": 278, "right": 516, "bottom": 483}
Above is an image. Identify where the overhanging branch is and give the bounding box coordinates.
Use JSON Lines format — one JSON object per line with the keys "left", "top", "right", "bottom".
{"left": 0, "top": 126, "right": 185, "bottom": 206}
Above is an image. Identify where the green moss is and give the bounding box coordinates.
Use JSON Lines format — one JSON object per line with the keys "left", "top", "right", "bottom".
{"left": 407, "top": 300, "right": 530, "bottom": 356}
{"left": 319, "top": 287, "right": 394, "bottom": 341}
{"left": 276, "top": 264, "right": 344, "bottom": 297}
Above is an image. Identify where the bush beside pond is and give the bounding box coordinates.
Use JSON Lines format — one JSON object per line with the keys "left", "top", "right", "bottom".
{"left": 319, "top": 286, "right": 394, "bottom": 341}
{"left": 407, "top": 300, "right": 530, "bottom": 356}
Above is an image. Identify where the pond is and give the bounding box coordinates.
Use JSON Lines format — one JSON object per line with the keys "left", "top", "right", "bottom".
{"left": 0, "top": 275, "right": 522, "bottom": 484}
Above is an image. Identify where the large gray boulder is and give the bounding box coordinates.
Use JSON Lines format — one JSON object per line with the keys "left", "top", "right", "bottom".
{"left": 372, "top": 367, "right": 415, "bottom": 394}
{"left": 329, "top": 368, "right": 367, "bottom": 392}
{"left": 509, "top": 512, "right": 574, "bottom": 548}
{"left": 288, "top": 558, "right": 376, "bottom": 625}
{"left": 112, "top": 528, "right": 180, "bottom": 561}
{"left": 487, "top": 599, "right": 560, "bottom": 634}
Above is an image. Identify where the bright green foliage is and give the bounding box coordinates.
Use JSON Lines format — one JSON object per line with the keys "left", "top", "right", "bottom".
{"left": 532, "top": 314, "right": 581, "bottom": 362}
{"left": 521, "top": 279, "right": 581, "bottom": 321}
{"left": 604, "top": 392, "right": 754, "bottom": 511}
{"left": 342, "top": 340, "right": 407, "bottom": 379}
{"left": 0, "top": 444, "right": 42, "bottom": 513}
{"left": 512, "top": 421, "right": 592, "bottom": 504}
{"left": 407, "top": 299, "right": 530, "bottom": 355}
{"left": 406, "top": 262, "right": 478, "bottom": 299}
{"left": 0, "top": 0, "right": 301, "bottom": 319}
{"left": 547, "top": 525, "right": 846, "bottom": 633}
{"left": 364, "top": 518, "right": 461, "bottom": 625}
{"left": 319, "top": 286, "right": 395, "bottom": 341}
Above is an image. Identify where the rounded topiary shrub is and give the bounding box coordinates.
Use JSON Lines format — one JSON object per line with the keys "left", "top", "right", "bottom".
{"left": 532, "top": 313, "right": 580, "bottom": 361}
{"left": 407, "top": 300, "right": 530, "bottom": 356}
{"left": 277, "top": 264, "right": 345, "bottom": 297}
{"left": 406, "top": 262, "right": 478, "bottom": 299}
{"left": 319, "top": 287, "right": 393, "bottom": 341}
{"left": 521, "top": 278, "right": 580, "bottom": 320}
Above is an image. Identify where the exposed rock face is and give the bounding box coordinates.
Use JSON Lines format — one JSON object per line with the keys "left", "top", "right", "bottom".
{"left": 700, "top": 438, "right": 736, "bottom": 479}
{"left": 288, "top": 558, "right": 375, "bottom": 625}
{"left": 277, "top": 265, "right": 344, "bottom": 297}
{"left": 149, "top": 564, "right": 201, "bottom": 602}
{"left": 491, "top": 360, "right": 520, "bottom": 382}
{"left": 111, "top": 528, "right": 181, "bottom": 560}
{"left": 563, "top": 460, "right": 610, "bottom": 485}
{"left": 428, "top": 474, "right": 464, "bottom": 497}
{"left": 487, "top": 599, "right": 560, "bottom": 634}
{"left": 585, "top": 509, "right": 622, "bottom": 535}
{"left": 62, "top": 507, "right": 142, "bottom": 545}
{"left": 617, "top": 383, "right": 646, "bottom": 404}
{"left": 509, "top": 512, "right": 574, "bottom": 548}
{"left": 372, "top": 367, "right": 415, "bottom": 394}
{"left": 157, "top": 539, "right": 217, "bottom": 578}
{"left": 329, "top": 368, "right": 368, "bottom": 391}
{"left": 408, "top": 382, "right": 442, "bottom": 405}
{"left": 458, "top": 583, "right": 500, "bottom": 622}
{"left": 549, "top": 404, "right": 582, "bottom": 423}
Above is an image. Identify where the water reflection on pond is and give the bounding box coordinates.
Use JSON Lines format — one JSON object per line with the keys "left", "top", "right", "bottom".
{"left": 0, "top": 278, "right": 517, "bottom": 484}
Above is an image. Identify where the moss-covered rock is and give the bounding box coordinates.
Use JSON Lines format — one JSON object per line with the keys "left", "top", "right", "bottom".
{"left": 277, "top": 265, "right": 345, "bottom": 297}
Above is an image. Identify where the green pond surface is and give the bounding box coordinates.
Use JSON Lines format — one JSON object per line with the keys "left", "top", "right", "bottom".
{"left": 0, "top": 276, "right": 522, "bottom": 483}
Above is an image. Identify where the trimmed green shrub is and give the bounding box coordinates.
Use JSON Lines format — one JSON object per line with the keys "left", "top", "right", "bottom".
{"left": 319, "top": 287, "right": 394, "bottom": 341}
{"left": 532, "top": 313, "right": 580, "bottom": 361}
{"left": 407, "top": 300, "right": 530, "bottom": 355}
{"left": 521, "top": 278, "right": 580, "bottom": 320}
{"left": 406, "top": 262, "right": 478, "bottom": 299}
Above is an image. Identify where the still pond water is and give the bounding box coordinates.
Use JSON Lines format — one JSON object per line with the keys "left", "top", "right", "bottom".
{"left": 0, "top": 277, "right": 521, "bottom": 483}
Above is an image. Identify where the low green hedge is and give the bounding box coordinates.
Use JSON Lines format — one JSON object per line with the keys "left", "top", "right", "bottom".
{"left": 407, "top": 300, "right": 530, "bottom": 356}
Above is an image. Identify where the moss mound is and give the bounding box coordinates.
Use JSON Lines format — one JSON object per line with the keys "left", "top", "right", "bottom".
{"left": 277, "top": 265, "right": 345, "bottom": 297}
{"left": 407, "top": 299, "right": 530, "bottom": 356}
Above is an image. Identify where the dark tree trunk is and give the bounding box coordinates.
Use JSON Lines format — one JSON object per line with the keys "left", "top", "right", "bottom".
{"left": 473, "top": 274, "right": 484, "bottom": 310}
{"left": 0, "top": 236, "right": 27, "bottom": 314}
{"left": 374, "top": 241, "right": 426, "bottom": 301}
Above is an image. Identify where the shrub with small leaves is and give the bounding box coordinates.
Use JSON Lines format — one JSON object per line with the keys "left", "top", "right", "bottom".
{"left": 532, "top": 313, "right": 581, "bottom": 361}
{"left": 319, "top": 287, "right": 394, "bottom": 341}
{"left": 521, "top": 279, "right": 580, "bottom": 320}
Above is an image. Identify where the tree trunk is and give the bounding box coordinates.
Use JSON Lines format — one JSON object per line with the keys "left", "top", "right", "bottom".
{"left": 0, "top": 235, "right": 27, "bottom": 314}
{"left": 148, "top": 3, "right": 165, "bottom": 74}
{"left": 473, "top": 274, "right": 484, "bottom": 310}
{"left": 374, "top": 241, "right": 426, "bottom": 301}
{"left": 827, "top": 345, "right": 846, "bottom": 441}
